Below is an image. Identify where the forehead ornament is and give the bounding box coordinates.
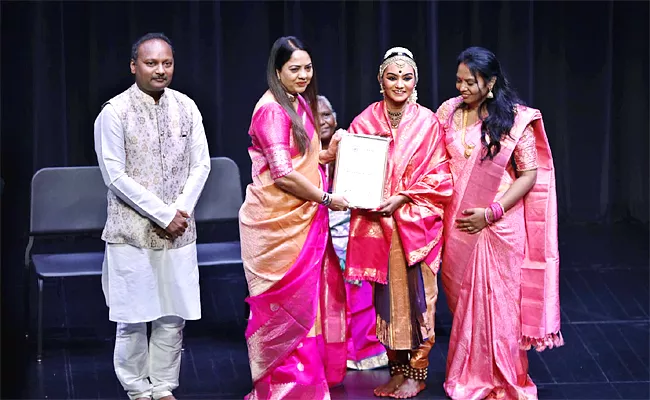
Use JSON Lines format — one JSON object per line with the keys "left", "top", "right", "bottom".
{"left": 378, "top": 46, "right": 419, "bottom": 104}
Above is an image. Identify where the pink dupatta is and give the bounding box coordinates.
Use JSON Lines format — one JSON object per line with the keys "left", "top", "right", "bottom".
{"left": 344, "top": 101, "right": 453, "bottom": 284}
{"left": 440, "top": 96, "right": 563, "bottom": 350}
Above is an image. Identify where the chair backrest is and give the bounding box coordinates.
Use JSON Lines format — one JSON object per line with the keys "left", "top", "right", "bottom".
{"left": 194, "top": 157, "right": 243, "bottom": 222}
{"left": 29, "top": 157, "right": 243, "bottom": 234}
{"left": 30, "top": 166, "right": 108, "bottom": 234}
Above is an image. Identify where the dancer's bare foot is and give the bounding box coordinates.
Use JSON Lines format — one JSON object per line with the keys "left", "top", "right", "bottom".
{"left": 374, "top": 374, "right": 405, "bottom": 397}
{"left": 389, "top": 378, "right": 426, "bottom": 399}
{"left": 158, "top": 396, "right": 176, "bottom": 400}
{"left": 483, "top": 388, "right": 505, "bottom": 399}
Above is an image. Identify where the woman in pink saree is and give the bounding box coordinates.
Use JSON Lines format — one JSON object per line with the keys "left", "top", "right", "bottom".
{"left": 436, "top": 47, "right": 564, "bottom": 400}
{"left": 239, "top": 36, "right": 349, "bottom": 400}
{"left": 326, "top": 47, "right": 453, "bottom": 398}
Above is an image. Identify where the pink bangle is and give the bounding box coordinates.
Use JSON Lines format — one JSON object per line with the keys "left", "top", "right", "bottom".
{"left": 496, "top": 201, "right": 505, "bottom": 215}
{"left": 489, "top": 202, "right": 505, "bottom": 222}
{"left": 490, "top": 204, "right": 500, "bottom": 221}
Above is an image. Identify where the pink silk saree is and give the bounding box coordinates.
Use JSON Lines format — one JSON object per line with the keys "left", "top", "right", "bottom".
{"left": 344, "top": 101, "right": 453, "bottom": 284}
{"left": 437, "top": 96, "right": 563, "bottom": 400}
{"left": 239, "top": 96, "right": 347, "bottom": 399}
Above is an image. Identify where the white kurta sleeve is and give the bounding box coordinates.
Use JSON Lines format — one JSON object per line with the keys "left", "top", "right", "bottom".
{"left": 94, "top": 104, "right": 177, "bottom": 228}
{"left": 171, "top": 102, "right": 211, "bottom": 214}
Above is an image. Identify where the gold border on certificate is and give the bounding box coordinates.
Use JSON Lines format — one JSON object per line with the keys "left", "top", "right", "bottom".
{"left": 332, "top": 132, "right": 390, "bottom": 209}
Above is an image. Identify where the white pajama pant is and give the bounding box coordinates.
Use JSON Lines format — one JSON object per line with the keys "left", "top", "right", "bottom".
{"left": 114, "top": 316, "right": 185, "bottom": 400}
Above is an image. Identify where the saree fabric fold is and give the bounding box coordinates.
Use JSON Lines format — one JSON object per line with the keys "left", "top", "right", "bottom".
{"left": 239, "top": 96, "right": 346, "bottom": 400}
{"left": 437, "top": 96, "right": 563, "bottom": 400}
{"left": 344, "top": 101, "right": 453, "bottom": 285}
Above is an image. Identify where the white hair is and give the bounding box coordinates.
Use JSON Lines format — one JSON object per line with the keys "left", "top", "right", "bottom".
{"left": 317, "top": 95, "right": 337, "bottom": 121}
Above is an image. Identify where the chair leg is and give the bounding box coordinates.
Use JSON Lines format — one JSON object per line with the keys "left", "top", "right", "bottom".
{"left": 24, "top": 265, "right": 31, "bottom": 340}
{"left": 37, "top": 277, "right": 44, "bottom": 363}
{"left": 23, "top": 236, "right": 34, "bottom": 340}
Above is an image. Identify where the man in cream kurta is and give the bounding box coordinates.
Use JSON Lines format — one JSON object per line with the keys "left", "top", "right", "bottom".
{"left": 94, "top": 33, "right": 210, "bottom": 400}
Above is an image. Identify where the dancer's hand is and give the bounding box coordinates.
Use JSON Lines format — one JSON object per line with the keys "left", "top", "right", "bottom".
{"left": 455, "top": 208, "right": 488, "bottom": 234}
{"left": 374, "top": 195, "right": 409, "bottom": 217}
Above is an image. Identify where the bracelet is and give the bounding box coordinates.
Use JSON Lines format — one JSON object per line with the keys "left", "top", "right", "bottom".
{"left": 484, "top": 208, "right": 493, "bottom": 225}
{"left": 321, "top": 192, "right": 332, "bottom": 206}
{"left": 491, "top": 201, "right": 505, "bottom": 221}
{"left": 485, "top": 201, "right": 505, "bottom": 225}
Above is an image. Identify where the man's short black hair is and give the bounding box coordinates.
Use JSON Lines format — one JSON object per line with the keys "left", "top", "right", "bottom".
{"left": 131, "top": 32, "right": 174, "bottom": 61}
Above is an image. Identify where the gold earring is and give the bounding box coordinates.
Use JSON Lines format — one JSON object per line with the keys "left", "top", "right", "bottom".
{"left": 408, "top": 88, "right": 418, "bottom": 104}
{"left": 487, "top": 88, "right": 494, "bottom": 99}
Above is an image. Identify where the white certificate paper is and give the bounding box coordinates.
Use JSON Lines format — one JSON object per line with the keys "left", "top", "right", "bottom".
{"left": 333, "top": 132, "right": 390, "bottom": 209}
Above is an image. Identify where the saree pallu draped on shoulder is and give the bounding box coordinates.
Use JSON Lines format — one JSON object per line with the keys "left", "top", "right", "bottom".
{"left": 440, "top": 96, "right": 563, "bottom": 349}
{"left": 344, "top": 101, "right": 453, "bottom": 284}
{"left": 239, "top": 97, "right": 346, "bottom": 399}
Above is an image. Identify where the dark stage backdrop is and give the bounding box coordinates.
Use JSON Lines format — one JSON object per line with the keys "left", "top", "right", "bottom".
{"left": 1, "top": 0, "right": 648, "bottom": 397}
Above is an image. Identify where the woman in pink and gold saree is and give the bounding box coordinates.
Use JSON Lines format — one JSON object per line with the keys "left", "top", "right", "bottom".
{"left": 326, "top": 47, "right": 453, "bottom": 399}
{"left": 436, "top": 47, "right": 564, "bottom": 400}
{"left": 238, "top": 36, "right": 349, "bottom": 400}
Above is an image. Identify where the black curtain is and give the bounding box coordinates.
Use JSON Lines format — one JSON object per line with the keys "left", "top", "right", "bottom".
{"left": 1, "top": 0, "right": 648, "bottom": 397}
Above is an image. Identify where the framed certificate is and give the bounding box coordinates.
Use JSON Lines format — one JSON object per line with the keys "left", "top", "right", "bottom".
{"left": 332, "top": 132, "right": 390, "bottom": 209}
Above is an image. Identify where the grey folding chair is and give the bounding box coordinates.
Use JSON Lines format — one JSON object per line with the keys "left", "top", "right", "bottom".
{"left": 194, "top": 157, "right": 244, "bottom": 267}
{"left": 25, "top": 158, "right": 244, "bottom": 362}
{"left": 25, "top": 166, "right": 107, "bottom": 362}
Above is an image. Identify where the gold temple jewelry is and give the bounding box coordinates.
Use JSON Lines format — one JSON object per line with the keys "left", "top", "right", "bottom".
{"left": 461, "top": 109, "right": 475, "bottom": 159}
{"left": 387, "top": 108, "right": 403, "bottom": 129}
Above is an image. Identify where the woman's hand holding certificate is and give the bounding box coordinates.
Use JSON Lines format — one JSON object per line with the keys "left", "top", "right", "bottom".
{"left": 319, "top": 129, "right": 345, "bottom": 164}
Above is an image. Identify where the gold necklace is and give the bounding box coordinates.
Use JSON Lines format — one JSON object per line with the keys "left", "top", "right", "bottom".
{"left": 460, "top": 109, "right": 475, "bottom": 159}
{"left": 387, "top": 108, "right": 403, "bottom": 129}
